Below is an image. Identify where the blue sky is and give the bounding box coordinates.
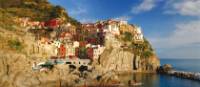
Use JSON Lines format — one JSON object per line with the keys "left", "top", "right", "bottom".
{"left": 49, "top": 0, "right": 200, "bottom": 59}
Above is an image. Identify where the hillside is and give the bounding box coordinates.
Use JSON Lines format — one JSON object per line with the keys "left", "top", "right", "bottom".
{"left": 0, "top": 0, "right": 80, "bottom": 29}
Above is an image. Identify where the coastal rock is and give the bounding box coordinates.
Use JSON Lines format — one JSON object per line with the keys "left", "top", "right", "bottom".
{"left": 99, "top": 48, "right": 160, "bottom": 73}
{"left": 143, "top": 55, "right": 160, "bottom": 72}
{"left": 157, "top": 64, "right": 173, "bottom": 73}
{"left": 99, "top": 48, "right": 134, "bottom": 72}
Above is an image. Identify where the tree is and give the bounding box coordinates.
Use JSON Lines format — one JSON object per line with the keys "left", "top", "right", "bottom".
{"left": 78, "top": 47, "right": 88, "bottom": 59}
{"left": 142, "top": 50, "right": 153, "bottom": 58}
{"left": 8, "top": 39, "right": 24, "bottom": 51}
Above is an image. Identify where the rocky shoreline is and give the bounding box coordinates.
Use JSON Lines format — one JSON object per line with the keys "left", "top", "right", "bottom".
{"left": 0, "top": 51, "right": 158, "bottom": 87}
{"left": 158, "top": 64, "right": 200, "bottom": 81}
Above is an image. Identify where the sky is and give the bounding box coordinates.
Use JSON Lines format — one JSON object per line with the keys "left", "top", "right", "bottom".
{"left": 49, "top": 0, "right": 200, "bottom": 59}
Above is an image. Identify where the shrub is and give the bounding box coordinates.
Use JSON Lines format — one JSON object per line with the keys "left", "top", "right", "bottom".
{"left": 142, "top": 50, "right": 154, "bottom": 58}
{"left": 8, "top": 39, "right": 24, "bottom": 51}
{"left": 132, "top": 38, "right": 155, "bottom": 58}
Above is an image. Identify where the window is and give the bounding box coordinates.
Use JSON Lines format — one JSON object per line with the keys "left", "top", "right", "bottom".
{"left": 66, "top": 62, "right": 71, "bottom": 64}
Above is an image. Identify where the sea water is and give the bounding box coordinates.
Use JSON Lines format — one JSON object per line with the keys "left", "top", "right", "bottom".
{"left": 118, "top": 59, "right": 200, "bottom": 87}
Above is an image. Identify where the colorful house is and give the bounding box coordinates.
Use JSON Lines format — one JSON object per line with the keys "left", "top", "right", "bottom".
{"left": 92, "top": 45, "right": 105, "bottom": 60}
{"left": 59, "top": 44, "right": 66, "bottom": 58}
{"left": 82, "top": 23, "right": 98, "bottom": 34}
{"left": 87, "top": 48, "right": 94, "bottom": 60}
{"left": 59, "top": 32, "right": 73, "bottom": 43}
{"left": 73, "top": 41, "right": 80, "bottom": 48}
{"left": 133, "top": 26, "right": 144, "bottom": 42}
{"left": 65, "top": 43, "right": 76, "bottom": 57}
{"left": 45, "top": 18, "right": 60, "bottom": 29}
{"left": 102, "top": 19, "right": 120, "bottom": 35}
{"left": 53, "top": 40, "right": 61, "bottom": 48}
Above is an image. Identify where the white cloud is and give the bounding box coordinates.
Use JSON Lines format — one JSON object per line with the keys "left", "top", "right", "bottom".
{"left": 114, "top": 15, "right": 132, "bottom": 21}
{"left": 79, "top": 18, "right": 96, "bottom": 23}
{"left": 132, "top": 0, "right": 157, "bottom": 14}
{"left": 153, "top": 20, "right": 200, "bottom": 48}
{"left": 165, "top": 0, "right": 200, "bottom": 16}
{"left": 149, "top": 20, "right": 200, "bottom": 58}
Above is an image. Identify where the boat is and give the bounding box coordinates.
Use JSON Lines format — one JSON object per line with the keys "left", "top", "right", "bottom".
{"left": 128, "top": 80, "right": 143, "bottom": 86}
{"left": 131, "top": 82, "right": 143, "bottom": 86}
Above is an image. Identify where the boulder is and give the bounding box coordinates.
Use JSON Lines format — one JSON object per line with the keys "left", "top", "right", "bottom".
{"left": 158, "top": 64, "right": 173, "bottom": 73}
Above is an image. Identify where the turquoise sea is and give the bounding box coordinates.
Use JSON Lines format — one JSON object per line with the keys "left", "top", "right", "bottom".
{"left": 119, "top": 59, "right": 200, "bottom": 87}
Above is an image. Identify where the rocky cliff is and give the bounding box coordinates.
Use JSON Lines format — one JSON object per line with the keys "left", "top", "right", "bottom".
{"left": 100, "top": 48, "right": 134, "bottom": 72}
{"left": 98, "top": 25, "right": 160, "bottom": 73}
{"left": 99, "top": 47, "right": 160, "bottom": 73}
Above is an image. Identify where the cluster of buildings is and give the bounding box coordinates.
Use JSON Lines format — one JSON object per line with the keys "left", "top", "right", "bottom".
{"left": 82, "top": 19, "right": 143, "bottom": 42}
{"left": 25, "top": 18, "right": 144, "bottom": 66}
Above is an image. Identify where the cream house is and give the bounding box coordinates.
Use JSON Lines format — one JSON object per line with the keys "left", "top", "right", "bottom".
{"left": 92, "top": 45, "right": 105, "bottom": 60}
{"left": 73, "top": 41, "right": 79, "bottom": 48}
{"left": 103, "top": 20, "right": 120, "bottom": 35}
{"left": 65, "top": 42, "right": 76, "bottom": 56}
{"left": 134, "top": 26, "right": 144, "bottom": 42}
{"left": 53, "top": 40, "right": 61, "bottom": 48}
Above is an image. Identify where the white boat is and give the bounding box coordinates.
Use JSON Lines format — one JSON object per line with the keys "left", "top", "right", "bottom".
{"left": 128, "top": 80, "right": 143, "bottom": 86}
{"left": 131, "top": 82, "right": 143, "bottom": 86}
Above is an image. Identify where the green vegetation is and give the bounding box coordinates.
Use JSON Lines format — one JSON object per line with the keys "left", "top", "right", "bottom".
{"left": 142, "top": 50, "right": 153, "bottom": 58}
{"left": 78, "top": 47, "right": 88, "bottom": 59}
{"left": 132, "top": 38, "right": 154, "bottom": 58}
{"left": 118, "top": 28, "right": 155, "bottom": 58}
{"left": 123, "top": 32, "right": 133, "bottom": 42}
{"left": 0, "top": 9, "right": 17, "bottom": 30}
{"left": 8, "top": 39, "right": 24, "bottom": 51}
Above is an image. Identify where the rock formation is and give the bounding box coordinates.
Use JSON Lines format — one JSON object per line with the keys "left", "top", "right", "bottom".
{"left": 98, "top": 28, "right": 160, "bottom": 73}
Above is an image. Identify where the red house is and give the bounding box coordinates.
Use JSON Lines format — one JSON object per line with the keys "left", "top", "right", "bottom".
{"left": 87, "top": 38, "right": 97, "bottom": 44}
{"left": 87, "top": 48, "right": 93, "bottom": 60}
{"left": 75, "top": 48, "right": 79, "bottom": 57}
{"left": 45, "top": 19, "right": 60, "bottom": 29}
{"left": 97, "top": 23, "right": 104, "bottom": 32}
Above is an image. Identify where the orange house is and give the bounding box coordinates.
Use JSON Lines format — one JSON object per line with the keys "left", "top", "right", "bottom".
{"left": 59, "top": 44, "right": 66, "bottom": 58}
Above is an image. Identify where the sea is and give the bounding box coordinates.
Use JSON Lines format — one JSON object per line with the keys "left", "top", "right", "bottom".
{"left": 118, "top": 59, "right": 200, "bottom": 87}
